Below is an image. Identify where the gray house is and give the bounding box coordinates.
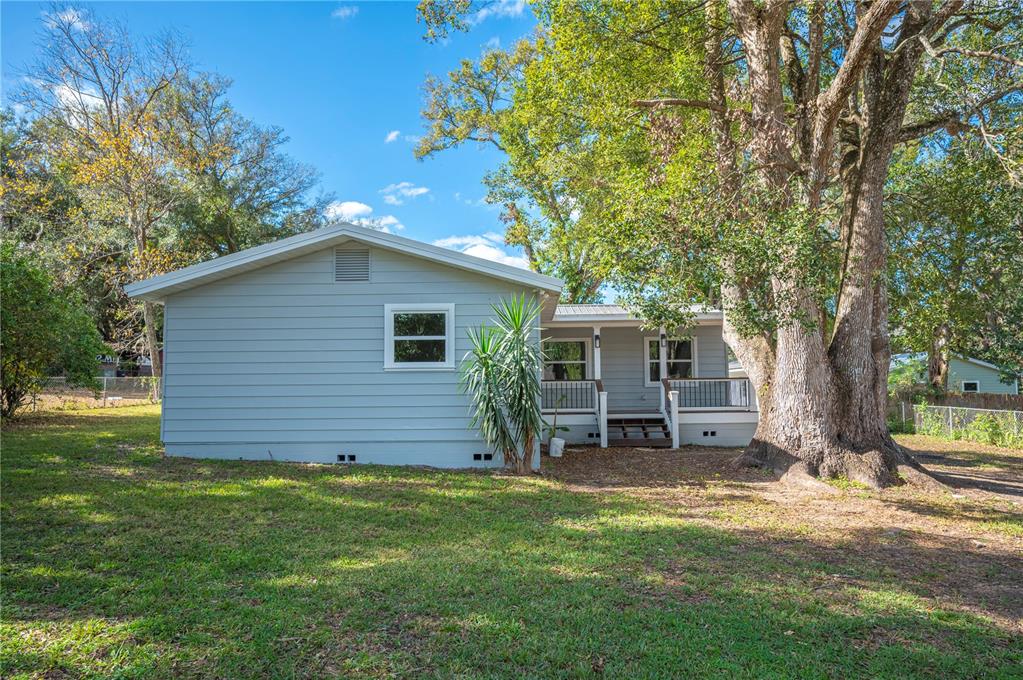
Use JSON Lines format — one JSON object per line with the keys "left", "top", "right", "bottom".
{"left": 126, "top": 224, "right": 758, "bottom": 468}
{"left": 891, "top": 353, "right": 1020, "bottom": 395}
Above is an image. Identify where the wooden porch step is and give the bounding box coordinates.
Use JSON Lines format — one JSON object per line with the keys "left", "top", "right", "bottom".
{"left": 606, "top": 416, "right": 671, "bottom": 447}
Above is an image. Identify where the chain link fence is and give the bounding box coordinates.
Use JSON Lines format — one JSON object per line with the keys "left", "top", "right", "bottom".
{"left": 913, "top": 404, "right": 1023, "bottom": 448}
{"left": 33, "top": 376, "right": 161, "bottom": 410}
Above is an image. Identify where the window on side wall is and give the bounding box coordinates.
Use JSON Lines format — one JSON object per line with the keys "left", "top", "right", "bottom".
{"left": 384, "top": 304, "right": 455, "bottom": 369}
{"left": 962, "top": 380, "right": 980, "bottom": 393}
{"left": 542, "top": 339, "right": 589, "bottom": 380}
{"left": 645, "top": 337, "right": 695, "bottom": 385}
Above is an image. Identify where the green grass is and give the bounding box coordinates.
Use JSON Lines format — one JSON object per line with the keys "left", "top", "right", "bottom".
{"left": 2, "top": 406, "right": 1020, "bottom": 678}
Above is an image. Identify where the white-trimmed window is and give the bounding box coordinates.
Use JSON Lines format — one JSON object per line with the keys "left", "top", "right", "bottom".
{"left": 543, "top": 338, "right": 590, "bottom": 380}
{"left": 644, "top": 337, "right": 696, "bottom": 385}
{"left": 384, "top": 304, "right": 455, "bottom": 369}
{"left": 961, "top": 380, "right": 980, "bottom": 393}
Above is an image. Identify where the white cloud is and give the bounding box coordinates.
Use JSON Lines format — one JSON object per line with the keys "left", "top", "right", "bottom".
{"left": 462, "top": 244, "right": 530, "bottom": 269}
{"left": 325, "top": 200, "right": 372, "bottom": 221}
{"left": 53, "top": 84, "right": 103, "bottom": 110}
{"left": 485, "top": 36, "right": 501, "bottom": 49}
{"left": 44, "top": 8, "right": 90, "bottom": 30}
{"left": 433, "top": 232, "right": 529, "bottom": 269}
{"left": 470, "top": 0, "right": 526, "bottom": 25}
{"left": 360, "top": 214, "right": 403, "bottom": 232}
{"left": 379, "top": 181, "right": 430, "bottom": 206}
{"left": 384, "top": 130, "right": 400, "bottom": 143}
{"left": 325, "top": 200, "right": 404, "bottom": 233}
{"left": 331, "top": 5, "right": 359, "bottom": 20}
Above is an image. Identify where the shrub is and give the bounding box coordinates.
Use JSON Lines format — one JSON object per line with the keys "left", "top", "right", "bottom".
{"left": 964, "top": 413, "right": 1002, "bottom": 445}
{"left": 0, "top": 245, "right": 107, "bottom": 417}
{"left": 461, "top": 295, "right": 544, "bottom": 474}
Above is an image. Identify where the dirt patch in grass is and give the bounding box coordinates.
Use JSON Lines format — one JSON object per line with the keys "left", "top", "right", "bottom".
{"left": 545, "top": 439, "right": 1023, "bottom": 633}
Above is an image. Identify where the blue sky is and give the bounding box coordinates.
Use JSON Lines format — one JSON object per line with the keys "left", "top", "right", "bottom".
{"left": 1, "top": 0, "right": 535, "bottom": 267}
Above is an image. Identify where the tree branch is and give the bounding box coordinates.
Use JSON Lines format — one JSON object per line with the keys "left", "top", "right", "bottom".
{"left": 632, "top": 98, "right": 725, "bottom": 112}
{"left": 815, "top": 0, "right": 902, "bottom": 126}
{"left": 896, "top": 81, "right": 1023, "bottom": 143}
{"left": 920, "top": 38, "right": 1023, "bottom": 68}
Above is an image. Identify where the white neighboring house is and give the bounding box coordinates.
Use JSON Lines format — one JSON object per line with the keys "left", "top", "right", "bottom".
{"left": 126, "top": 223, "right": 759, "bottom": 468}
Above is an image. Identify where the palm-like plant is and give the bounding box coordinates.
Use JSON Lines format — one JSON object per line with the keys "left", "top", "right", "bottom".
{"left": 462, "top": 294, "right": 545, "bottom": 474}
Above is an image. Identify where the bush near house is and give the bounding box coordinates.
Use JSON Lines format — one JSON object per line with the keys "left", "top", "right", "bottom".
{"left": 0, "top": 245, "right": 107, "bottom": 417}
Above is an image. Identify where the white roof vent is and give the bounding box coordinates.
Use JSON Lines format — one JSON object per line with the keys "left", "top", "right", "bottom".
{"left": 335, "top": 248, "right": 370, "bottom": 282}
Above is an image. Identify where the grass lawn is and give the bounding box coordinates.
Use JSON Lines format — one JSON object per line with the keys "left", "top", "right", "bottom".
{"left": 2, "top": 406, "right": 1021, "bottom": 678}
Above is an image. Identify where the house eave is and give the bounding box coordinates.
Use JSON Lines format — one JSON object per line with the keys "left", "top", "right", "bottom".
{"left": 546, "top": 312, "right": 724, "bottom": 327}
{"left": 124, "top": 223, "right": 564, "bottom": 302}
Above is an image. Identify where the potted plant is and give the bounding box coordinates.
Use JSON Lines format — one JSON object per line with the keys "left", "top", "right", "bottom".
{"left": 546, "top": 394, "right": 569, "bottom": 457}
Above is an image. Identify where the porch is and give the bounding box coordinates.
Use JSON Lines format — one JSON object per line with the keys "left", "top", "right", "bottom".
{"left": 541, "top": 377, "right": 758, "bottom": 448}
{"left": 540, "top": 304, "right": 759, "bottom": 449}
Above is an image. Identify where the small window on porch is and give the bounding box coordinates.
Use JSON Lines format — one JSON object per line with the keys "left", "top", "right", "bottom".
{"left": 646, "top": 338, "right": 694, "bottom": 385}
{"left": 543, "top": 339, "right": 589, "bottom": 380}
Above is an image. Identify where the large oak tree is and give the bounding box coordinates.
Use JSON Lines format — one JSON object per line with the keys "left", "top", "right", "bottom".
{"left": 421, "top": 0, "right": 1022, "bottom": 487}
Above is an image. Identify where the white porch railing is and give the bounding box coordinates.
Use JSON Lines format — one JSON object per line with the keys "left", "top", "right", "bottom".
{"left": 541, "top": 380, "right": 598, "bottom": 412}
{"left": 667, "top": 378, "right": 755, "bottom": 410}
{"left": 541, "top": 380, "right": 608, "bottom": 447}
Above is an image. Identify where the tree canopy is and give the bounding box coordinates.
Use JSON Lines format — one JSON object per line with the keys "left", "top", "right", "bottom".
{"left": 888, "top": 140, "right": 1023, "bottom": 387}
{"left": 420, "top": 0, "right": 1023, "bottom": 487}
{"left": 3, "top": 4, "right": 327, "bottom": 373}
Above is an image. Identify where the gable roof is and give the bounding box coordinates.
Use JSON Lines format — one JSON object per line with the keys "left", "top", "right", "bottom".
{"left": 891, "top": 352, "right": 1017, "bottom": 375}
{"left": 124, "top": 223, "right": 563, "bottom": 302}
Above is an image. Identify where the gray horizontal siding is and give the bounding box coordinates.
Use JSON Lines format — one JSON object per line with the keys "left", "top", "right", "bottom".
{"left": 163, "top": 243, "right": 535, "bottom": 466}
{"left": 949, "top": 359, "right": 1016, "bottom": 395}
{"left": 680, "top": 423, "right": 755, "bottom": 447}
{"left": 543, "top": 324, "right": 729, "bottom": 412}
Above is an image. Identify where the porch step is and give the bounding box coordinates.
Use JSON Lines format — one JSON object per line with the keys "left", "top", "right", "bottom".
{"left": 606, "top": 417, "right": 672, "bottom": 448}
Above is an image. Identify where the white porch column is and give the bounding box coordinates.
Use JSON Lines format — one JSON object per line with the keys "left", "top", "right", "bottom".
{"left": 668, "top": 390, "right": 680, "bottom": 448}
{"left": 658, "top": 326, "right": 668, "bottom": 381}
{"left": 598, "top": 390, "right": 608, "bottom": 448}
{"left": 592, "top": 325, "right": 602, "bottom": 380}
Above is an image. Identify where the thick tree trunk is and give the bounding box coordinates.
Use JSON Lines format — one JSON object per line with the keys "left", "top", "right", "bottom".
{"left": 928, "top": 323, "right": 950, "bottom": 389}
{"left": 131, "top": 212, "right": 162, "bottom": 380}
{"left": 142, "top": 300, "right": 162, "bottom": 379}
{"left": 725, "top": 0, "right": 943, "bottom": 490}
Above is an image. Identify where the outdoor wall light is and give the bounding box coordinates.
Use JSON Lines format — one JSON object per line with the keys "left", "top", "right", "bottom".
{"left": 594, "top": 333, "right": 601, "bottom": 349}
{"left": 660, "top": 332, "right": 667, "bottom": 348}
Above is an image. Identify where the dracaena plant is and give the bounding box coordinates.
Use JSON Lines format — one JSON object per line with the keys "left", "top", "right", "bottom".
{"left": 462, "top": 294, "right": 545, "bottom": 474}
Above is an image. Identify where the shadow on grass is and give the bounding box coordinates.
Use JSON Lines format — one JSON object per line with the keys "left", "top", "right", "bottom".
{"left": 2, "top": 410, "right": 1021, "bottom": 678}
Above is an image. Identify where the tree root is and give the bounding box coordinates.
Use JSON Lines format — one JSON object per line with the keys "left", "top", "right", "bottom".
{"left": 733, "top": 437, "right": 947, "bottom": 491}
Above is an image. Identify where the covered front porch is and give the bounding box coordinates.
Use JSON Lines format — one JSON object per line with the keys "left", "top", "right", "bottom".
{"left": 539, "top": 305, "right": 759, "bottom": 449}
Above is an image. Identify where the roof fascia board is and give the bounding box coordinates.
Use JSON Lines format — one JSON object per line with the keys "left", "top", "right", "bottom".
{"left": 125, "top": 224, "right": 562, "bottom": 301}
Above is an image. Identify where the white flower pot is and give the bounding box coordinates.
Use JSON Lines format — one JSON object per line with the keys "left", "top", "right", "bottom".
{"left": 549, "top": 437, "right": 565, "bottom": 457}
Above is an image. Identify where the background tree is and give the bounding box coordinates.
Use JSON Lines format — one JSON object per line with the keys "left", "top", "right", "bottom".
{"left": 17, "top": 5, "right": 186, "bottom": 377}
{"left": 163, "top": 74, "right": 326, "bottom": 258}
{"left": 1, "top": 244, "right": 106, "bottom": 417}
{"left": 423, "top": 0, "right": 1023, "bottom": 487}
{"left": 417, "top": 42, "right": 604, "bottom": 302}
{"left": 887, "top": 140, "right": 1023, "bottom": 390}
{"left": 8, "top": 5, "right": 327, "bottom": 376}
